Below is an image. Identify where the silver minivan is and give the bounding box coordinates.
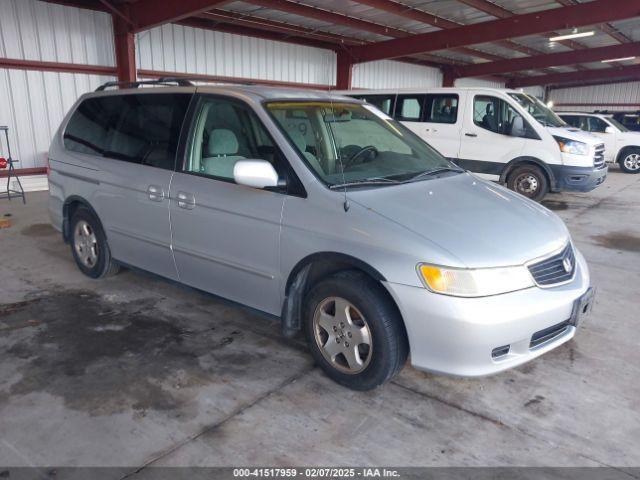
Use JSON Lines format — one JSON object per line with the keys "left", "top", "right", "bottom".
{"left": 48, "top": 80, "right": 594, "bottom": 390}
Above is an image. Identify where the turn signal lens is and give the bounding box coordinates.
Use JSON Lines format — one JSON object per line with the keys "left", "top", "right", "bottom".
{"left": 418, "top": 263, "right": 534, "bottom": 297}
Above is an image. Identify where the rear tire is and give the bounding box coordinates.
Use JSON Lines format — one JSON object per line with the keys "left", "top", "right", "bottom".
{"left": 619, "top": 148, "right": 640, "bottom": 174}
{"left": 506, "top": 164, "right": 549, "bottom": 201}
{"left": 304, "top": 270, "right": 408, "bottom": 391}
{"left": 69, "top": 207, "right": 120, "bottom": 279}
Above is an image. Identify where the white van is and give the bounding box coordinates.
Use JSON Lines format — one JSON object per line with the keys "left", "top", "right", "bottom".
{"left": 558, "top": 112, "right": 640, "bottom": 174}
{"left": 338, "top": 88, "right": 607, "bottom": 201}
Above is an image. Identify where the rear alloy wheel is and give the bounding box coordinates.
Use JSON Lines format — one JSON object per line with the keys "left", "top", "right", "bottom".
{"left": 619, "top": 149, "right": 640, "bottom": 174}
{"left": 70, "top": 207, "right": 120, "bottom": 279}
{"left": 507, "top": 165, "right": 548, "bottom": 202}
{"left": 304, "top": 271, "right": 408, "bottom": 391}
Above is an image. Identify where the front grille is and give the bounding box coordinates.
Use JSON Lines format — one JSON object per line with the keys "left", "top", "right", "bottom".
{"left": 594, "top": 143, "right": 606, "bottom": 169}
{"left": 527, "top": 243, "right": 575, "bottom": 286}
{"left": 530, "top": 320, "right": 571, "bottom": 348}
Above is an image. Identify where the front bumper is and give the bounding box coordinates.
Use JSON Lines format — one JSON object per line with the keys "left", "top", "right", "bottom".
{"left": 384, "top": 248, "right": 591, "bottom": 377}
{"left": 550, "top": 164, "right": 607, "bottom": 192}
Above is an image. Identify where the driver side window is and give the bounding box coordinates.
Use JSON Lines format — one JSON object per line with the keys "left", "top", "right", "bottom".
{"left": 473, "top": 95, "right": 525, "bottom": 136}
{"left": 186, "top": 97, "right": 282, "bottom": 181}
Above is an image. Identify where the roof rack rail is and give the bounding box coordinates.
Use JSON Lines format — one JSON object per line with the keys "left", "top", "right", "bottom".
{"left": 95, "top": 77, "right": 195, "bottom": 92}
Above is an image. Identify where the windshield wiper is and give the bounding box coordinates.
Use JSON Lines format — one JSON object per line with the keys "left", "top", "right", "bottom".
{"left": 329, "top": 177, "right": 401, "bottom": 189}
{"left": 406, "top": 166, "right": 464, "bottom": 183}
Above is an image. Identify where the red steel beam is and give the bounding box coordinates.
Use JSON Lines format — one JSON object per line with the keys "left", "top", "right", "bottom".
{"left": 130, "top": 0, "right": 233, "bottom": 32}
{"left": 454, "top": 42, "right": 640, "bottom": 78}
{"left": 509, "top": 64, "right": 640, "bottom": 88}
{"left": 0, "top": 167, "right": 48, "bottom": 178}
{"left": 113, "top": 9, "right": 136, "bottom": 82}
{"left": 0, "top": 57, "right": 116, "bottom": 76}
{"left": 242, "top": 0, "right": 507, "bottom": 63}
{"left": 352, "top": 0, "right": 640, "bottom": 63}
{"left": 555, "top": 0, "right": 632, "bottom": 43}
{"left": 336, "top": 50, "right": 354, "bottom": 89}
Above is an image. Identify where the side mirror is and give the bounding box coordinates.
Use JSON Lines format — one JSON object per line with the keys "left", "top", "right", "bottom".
{"left": 604, "top": 126, "right": 615, "bottom": 134}
{"left": 233, "top": 160, "right": 280, "bottom": 189}
{"left": 510, "top": 116, "right": 526, "bottom": 137}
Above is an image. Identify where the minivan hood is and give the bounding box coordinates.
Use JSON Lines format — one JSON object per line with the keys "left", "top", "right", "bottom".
{"left": 547, "top": 125, "right": 602, "bottom": 146}
{"left": 349, "top": 173, "right": 569, "bottom": 268}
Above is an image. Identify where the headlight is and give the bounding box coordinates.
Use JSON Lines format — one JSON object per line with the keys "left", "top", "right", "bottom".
{"left": 554, "top": 136, "right": 589, "bottom": 156}
{"left": 417, "top": 263, "right": 534, "bottom": 297}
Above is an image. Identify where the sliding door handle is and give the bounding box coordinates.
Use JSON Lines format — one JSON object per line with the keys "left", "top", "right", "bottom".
{"left": 177, "top": 191, "right": 196, "bottom": 210}
{"left": 465, "top": 133, "right": 478, "bottom": 137}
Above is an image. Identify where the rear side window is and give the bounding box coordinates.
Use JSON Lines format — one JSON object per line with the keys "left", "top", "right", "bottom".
{"left": 64, "top": 93, "right": 191, "bottom": 170}
{"left": 354, "top": 94, "right": 395, "bottom": 115}
{"left": 395, "top": 95, "right": 426, "bottom": 121}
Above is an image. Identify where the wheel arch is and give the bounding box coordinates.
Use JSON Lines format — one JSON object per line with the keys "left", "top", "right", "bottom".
{"left": 280, "top": 252, "right": 395, "bottom": 338}
{"left": 616, "top": 145, "right": 640, "bottom": 163}
{"left": 500, "top": 156, "right": 555, "bottom": 188}
{"left": 62, "top": 195, "right": 101, "bottom": 243}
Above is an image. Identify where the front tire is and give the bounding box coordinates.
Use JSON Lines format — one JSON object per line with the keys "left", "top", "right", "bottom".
{"left": 304, "top": 271, "right": 408, "bottom": 390}
{"left": 506, "top": 164, "right": 549, "bottom": 201}
{"left": 619, "top": 148, "right": 640, "bottom": 174}
{"left": 70, "top": 207, "right": 120, "bottom": 278}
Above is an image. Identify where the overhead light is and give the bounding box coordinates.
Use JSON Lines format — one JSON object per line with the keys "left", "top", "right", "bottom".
{"left": 546, "top": 101, "right": 554, "bottom": 109}
{"left": 601, "top": 56, "right": 636, "bottom": 63}
{"left": 549, "top": 30, "right": 595, "bottom": 42}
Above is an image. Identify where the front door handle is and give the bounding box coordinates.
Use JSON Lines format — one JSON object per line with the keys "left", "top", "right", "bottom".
{"left": 177, "top": 191, "right": 196, "bottom": 210}
{"left": 465, "top": 132, "right": 478, "bottom": 137}
{"left": 147, "top": 185, "right": 164, "bottom": 202}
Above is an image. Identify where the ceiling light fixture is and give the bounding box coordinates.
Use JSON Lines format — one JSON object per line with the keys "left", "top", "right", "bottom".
{"left": 549, "top": 30, "right": 595, "bottom": 42}
{"left": 601, "top": 56, "right": 636, "bottom": 63}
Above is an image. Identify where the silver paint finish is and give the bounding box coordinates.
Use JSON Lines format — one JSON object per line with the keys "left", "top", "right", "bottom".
{"left": 48, "top": 85, "right": 592, "bottom": 376}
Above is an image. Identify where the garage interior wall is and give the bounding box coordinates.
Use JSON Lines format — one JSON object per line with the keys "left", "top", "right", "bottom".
{"left": 136, "top": 24, "right": 336, "bottom": 86}
{"left": 0, "top": 0, "right": 116, "bottom": 191}
{"left": 351, "top": 60, "right": 442, "bottom": 89}
{"left": 550, "top": 81, "right": 640, "bottom": 112}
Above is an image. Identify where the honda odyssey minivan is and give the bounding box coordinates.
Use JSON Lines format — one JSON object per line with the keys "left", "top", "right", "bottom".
{"left": 48, "top": 79, "right": 594, "bottom": 390}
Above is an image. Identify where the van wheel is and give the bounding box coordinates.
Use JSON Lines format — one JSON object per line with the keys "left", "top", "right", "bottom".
{"left": 507, "top": 165, "right": 548, "bottom": 201}
{"left": 619, "top": 148, "right": 640, "bottom": 174}
{"left": 304, "top": 271, "right": 408, "bottom": 391}
{"left": 70, "top": 207, "right": 120, "bottom": 279}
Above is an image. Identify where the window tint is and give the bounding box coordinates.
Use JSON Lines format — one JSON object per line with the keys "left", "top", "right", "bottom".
{"left": 64, "top": 94, "right": 191, "bottom": 170}
{"left": 473, "top": 95, "right": 527, "bottom": 136}
{"left": 395, "top": 95, "right": 426, "bottom": 121}
{"left": 588, "top": 116, "right": 609, "bottom": 133}
{"left": 562, "top": 115, "right": 588, "bottom": 130}
{"left": 356, "top": 94, "right": 395, "bottom": 115}
{"left": 424, "top": 94, "right": 458, "bottom": 124}
{"left": 186, "top": 97, "right": 283, "bottom": 181}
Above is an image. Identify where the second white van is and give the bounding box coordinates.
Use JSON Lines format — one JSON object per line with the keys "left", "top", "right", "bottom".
{"left": 339, "top": 88, "right": 607, "bottom": 201}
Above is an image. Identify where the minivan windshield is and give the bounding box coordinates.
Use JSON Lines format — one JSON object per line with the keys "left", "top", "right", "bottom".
{"left": 265, "top": 101, "right": 459, "bottom": 188}
{"left": 508, "top": 93, "right": 566, "bottom": 128}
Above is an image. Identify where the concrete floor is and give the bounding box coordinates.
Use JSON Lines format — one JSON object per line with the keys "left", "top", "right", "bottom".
{"left": 0, "top": 168, "right": 639, "bottom": 472}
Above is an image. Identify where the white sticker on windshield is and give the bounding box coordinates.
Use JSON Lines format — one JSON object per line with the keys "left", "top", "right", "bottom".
{"left": 362, "top": 104, "right": 393, "bottom": 121}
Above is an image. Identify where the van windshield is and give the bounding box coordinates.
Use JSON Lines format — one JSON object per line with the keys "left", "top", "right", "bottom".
{"left": 508, "top": 93, "right": 566, "bottom": 128}
{"left": 265, "top": 101, "right": 459, "bottom": 188}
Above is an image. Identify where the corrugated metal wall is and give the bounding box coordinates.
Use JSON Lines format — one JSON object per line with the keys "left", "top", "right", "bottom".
{"left": 352, "top": 60, "right": 442, "bottom": 89}
{"left": 551, "top": 81, "right": 640, "bottom": 111}
{"left": 454, "top": 77, "right": 506, "bottom": 89}
{"left": 0, "top": 0, "right": 115, "bottom": 171}
{"left": 0, "top": 0, "right": 114, "bottom": 65}
{"left": 136, "top": 24, "right": 336, "bottom": 86}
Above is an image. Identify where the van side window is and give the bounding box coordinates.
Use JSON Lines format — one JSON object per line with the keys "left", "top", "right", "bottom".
{"left": 395, "top": 95, "right": 426, "bottom": 121}
{"left": 355, "top": 95, "right": 395, "bottom": 115}
{"left": 425, "top": 94, "right": 458, "bottom": 124}
{"left": 64, "top": 94, "right": 191, "bottom": 170}
{"left": 473, "top": 95, "right": 526, "bottom": 136}
{"left": 186, "top": 97, "right": 283, "bottom": 181}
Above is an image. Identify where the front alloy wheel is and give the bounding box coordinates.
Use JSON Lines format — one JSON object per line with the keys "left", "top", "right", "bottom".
{"left": 304, "top": 270, "right": 408, "bottom": 390}
{"left": 313, "top": 297, "right": 373, "bottom": 374}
